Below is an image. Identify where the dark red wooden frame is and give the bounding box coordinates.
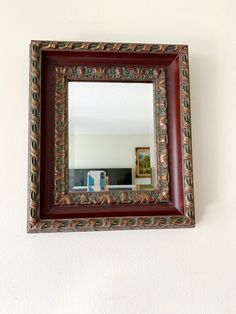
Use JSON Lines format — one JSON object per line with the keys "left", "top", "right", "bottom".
{"left": 40, "top": 51, "right": 182, "bottom": 219}
{"left": 28, "top": 41, "right": 194, "bottom": 232}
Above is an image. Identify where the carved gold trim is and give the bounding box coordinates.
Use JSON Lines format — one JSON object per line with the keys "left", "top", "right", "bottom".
{"left": 29, "top": 215, "right": 193, "bottom": 233}
{"left": 155, "top": 70, "right": 169, "bottom": 200}
{"left": 31, "top": 40, "right": 185, "bottom": 54}
{"left": 180, "top": 47, "right": 195, "bottom": 223}
{"left": 54, "top": 67, "right": 68, "bottom": 203}
{"left": 54, "top": 66, "right": 169, "bottom": 205}
{"left": 28, "top": 42, "right": 41, "bottom": 229}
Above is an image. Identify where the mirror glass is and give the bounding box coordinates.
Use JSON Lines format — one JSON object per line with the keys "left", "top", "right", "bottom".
{"left": 68, "top": 81, "right": 156, "bottom": 192}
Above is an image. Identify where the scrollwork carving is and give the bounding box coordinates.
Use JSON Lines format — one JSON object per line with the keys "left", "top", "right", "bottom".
{"left": 180, "top": 47, "right": 195, "bottom": 223}
{"left": 29, "top": 215, "right": 193, "bottom": 232}
{"left": 28, "top": 42, "right": 41, "bottom": 228}
{"left": 54, "top": 66, "right": 169, "bottom": 205}
{"left": 31, "top": 40, "right": 185, "bottom": 54}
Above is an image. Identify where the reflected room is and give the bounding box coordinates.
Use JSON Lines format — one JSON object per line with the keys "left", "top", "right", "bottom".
{"left": 68, "top": 81, "right": 156, "bottom": 192}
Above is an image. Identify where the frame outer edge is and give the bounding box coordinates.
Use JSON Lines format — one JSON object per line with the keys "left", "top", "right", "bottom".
{"left": 180, "top": 45, "right": 195, "bottom": 226}
{"left": 30, "top": 40, "right": 185, "bottom": 54}
{"left": 28, "top": 42, "right": 41, "bottom": 232}
{"left": 29, "top": 215, "right": 195, "bottom": 233}
{"left": 27, "top": 43, "right": 32, "bottom": 232}
{"left": 27, "top": 41, "right": 195, "bottom": 233}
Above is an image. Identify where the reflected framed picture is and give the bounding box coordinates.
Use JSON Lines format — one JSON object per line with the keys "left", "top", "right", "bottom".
{"left": 135, "top": 147, "right": 151, "bottom": 178}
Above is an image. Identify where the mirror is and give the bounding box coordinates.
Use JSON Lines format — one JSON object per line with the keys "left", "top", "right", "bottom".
{"left": 68, "top": 81, "right": 156, "bottom": 192}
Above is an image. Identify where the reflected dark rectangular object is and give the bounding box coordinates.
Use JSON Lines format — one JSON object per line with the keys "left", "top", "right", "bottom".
{"left": 69, "top": 168, "right": 132, "bottom": 189}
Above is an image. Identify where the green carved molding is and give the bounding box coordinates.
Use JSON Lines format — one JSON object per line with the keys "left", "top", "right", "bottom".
{"left": 54, "top": 66, "right": 169, "bottom": 206}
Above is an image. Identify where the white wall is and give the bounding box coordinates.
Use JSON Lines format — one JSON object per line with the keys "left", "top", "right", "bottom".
{"left": 0, "top": 0, "right": 236, "bottom": 313}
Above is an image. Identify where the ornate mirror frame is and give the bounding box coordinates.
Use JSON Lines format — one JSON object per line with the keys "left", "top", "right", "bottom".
{"left": 28, "top": 40, "right": 194, "bottom": 232}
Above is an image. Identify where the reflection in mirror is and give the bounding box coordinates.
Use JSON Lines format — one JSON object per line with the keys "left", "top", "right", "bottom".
{"left": 68, "top": 82, "right": 156, "bottom": 192}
